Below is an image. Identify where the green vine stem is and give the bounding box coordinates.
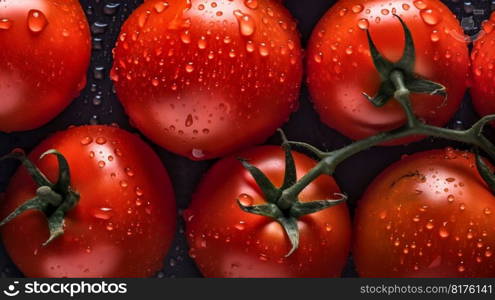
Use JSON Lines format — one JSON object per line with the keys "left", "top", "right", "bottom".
{"left": 238, "top": 14, "right": 495, "bottom": 256}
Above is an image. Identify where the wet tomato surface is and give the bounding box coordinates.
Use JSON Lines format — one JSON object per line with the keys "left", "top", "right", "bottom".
{"left": 0, "top": 0, "right": 91, "bottom": 132}
{"left": 185, "top": 146, "right": 351, "bottom": 277}
{"left": 1, "top": 125, "right": 176, "bottom": 277}
{"left": 111, "top": 0, "right": 303, "bottom": 160}
{"left": 307, "top": 0, "right": 469, "bottom": 144}
{"left": 354, "top": 148, "right": 495, "bottom": 277}
{"left": 471, "top": 12, "right": 495, "bottom": 121}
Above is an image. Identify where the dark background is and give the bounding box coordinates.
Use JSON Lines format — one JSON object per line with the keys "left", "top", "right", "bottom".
{"left": 0, "top": 0, "right": 494, "bottom": 278}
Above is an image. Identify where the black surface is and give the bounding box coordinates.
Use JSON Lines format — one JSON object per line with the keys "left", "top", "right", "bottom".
{"left": 0, "top": 0, "right": 493, "bottom": 278}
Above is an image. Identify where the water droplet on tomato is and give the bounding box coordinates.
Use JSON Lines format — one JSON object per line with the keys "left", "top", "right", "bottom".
{"left": 325, "top": 223, "right": 333, "bottom": 232}
{"left": 352, "top": 4, "right": 364, "bottom": 13}
{"left": 138, "top": 10, "right": 151, "bottom": 28}
{"left": 92, "top": 207, "right": 113, "bottom": 220}
{"left": 413, "top": 0, "right": 427, "bottom": 10}
{"left": 402, "top": 3, "right": 410, "bottom": 10}
{"left": 135, "top": 186, "right": 144, "bottom": 197}
{"left": 27, "top": 9, "right": 48, "bottom": 33}
{"left": 484, "top": 208, "right": 492, "bottom": 215}
{"left": 358, "top": 18, "right": 369, "bottom": 30}
{"left": 95, "top": 137, "right": 107, "bottom": 145}
{"left": 430, "top": 30, "right": 440, "bottom": 42}
{"left": 234, "top": 10, "right": 255, "bottom": 37}
{"left": 447, "top": 194, "right": 455, "bottom": 203}
{"left": 98, "top": 161, "right": 106, "bottom": 168}
{"left": 238, "top": 193, "right": 253, "bottom": 206}
{"left": 154, "top": 1, "right": 169, "bottom": 13}
{"left": 244, "top": 0, "right": 258, "bottom": 9}
{"left": 425, "top": 221, "right": 435, "bottom": 230}
{"left": 80, "top": 137, "right": 93, "bottom": 145}
{"left": 420, "top": 9, "right": 441, "bottom": 26}
{"left": 439, "top": 227, "right": 449, "bottom": 238}
{"left": 185, "top": 62, "right": 195, "bottom": 73}
{"left": 235, "top": 221, "right": 246, "bottom": 231}
{"left": 0, "top": 19, "right": 12, "bottom": 30}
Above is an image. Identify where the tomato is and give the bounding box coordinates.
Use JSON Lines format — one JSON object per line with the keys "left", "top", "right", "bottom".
{"left": 111, "top": 0, "right": 303, "bottom": 160}
{"left": 1, "top": 125, "right": 176, "bottom": 277}
{"left": 0, "top": 0, "right": 91, "bottom": 133}
{"left": 185, "top": 146, "right": 351, "bottom": 277}
{"left": 471, "top": 12, "right": 495, "bottom": 120}
{"left": 354, "top": 148, "right": 495, "bottom": 277}
{"left": 307, "top": 0, "right": 469, "bottom": 144}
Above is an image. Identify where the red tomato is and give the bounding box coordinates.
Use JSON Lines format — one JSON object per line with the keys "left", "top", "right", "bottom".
{"left": 111, "top": 0, "right": 303, "bottom": 160}
{"left": 471, "top": 12, "right": 495, "bottom": 119}
{"left": 354, "top": 148, "right": 495, "bottom": 277}
{"left": 1, "top": 126, "right": 176, "bottom": 277}
{"left": 307, "top": 0, "right": 469, "bottom": 144}
{"left": 185, "top": 146, "right": 351, "bottom": 277}
{"left": 0, "top": 0, "right": 91, "bottom": 132}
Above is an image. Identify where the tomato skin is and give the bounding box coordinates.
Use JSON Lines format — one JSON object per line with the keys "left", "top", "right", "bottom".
{"left": 471, "top": 13, "right": 495, "bottom": 119}
{"left": 0, "top": 0, "right": 91, "bottom": 133}
{"left": 111, "top": 0, "right": 303, "bottom": 160}
{"left": 1, "top": 126, "right": 176, "bottom": 278}
{"left": 307, "top": 0, "right": 469, "bottom": 145}
{"left": 354, "top": 149, "right": 495, "bottom": 277}
{"left": 185, "top": 146, "right": 351, "bottom": 277}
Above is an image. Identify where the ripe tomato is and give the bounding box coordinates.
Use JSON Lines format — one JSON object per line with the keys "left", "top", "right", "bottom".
{"left": 111, "top": 0, "right": 303, "bottom": 160}
{"left": 471, "top": 13, "right": 495, "bottom": 119}
{"left": 354, "top": 148, "right": 495, "bottom": 277}
{"left": 185, "top": 146, "right": 351, "bottom": 277}
{"left": 1, "top": 126, "right": 176, "bottom": 277}
{"left": 0, "top": 0, "right": 91, "bottom": 132}
{"left": 307, "top": 0, "right": 469, "bottom": 144}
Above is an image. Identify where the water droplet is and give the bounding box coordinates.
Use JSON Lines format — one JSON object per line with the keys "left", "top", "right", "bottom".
{"left": 352, "top": 4, "right": 364, "bottom": 13}
{"left": 234, "top": 10, "right": 255, "bottom": 37}
{"left": 95, "top": 137, "right": 107, "bottom": 145}
{"left": 325, "top": 223, "right": 333, "bottom": 232}
{"left": 138, "top": 11, "right": 151, "bottom": 28}
{"left": 414, "top": 0, "right": 428, "bottom": 10}
{"left": 457, "top": 265, "right": 466, "bottom": 273}
{"left": 259, "top": 43, "right": 269, "bottom": 57}
{"left": 98, "top": 161, "right": 106, "bottom": 168}
{"left": 135, "top": 186, "right": 144, "bottom": 197}
{"left": 106, "top": 222, "right": 114, "bottom": 231}
{"left": 92, "top": 207, "right": 113, "bottom": 220}
{"left": 238, "top": 193, "right": 253, "bottom": 206}
{"left": 185, "top": 62, "right": 194, "bottom": 73}
{"left": 191, "top": 149, "right": 205, "bottom": 159}
{"left": 426, "top": 221, "right": 435, "bottom": 230}
{"left": 103, "top": 3, "right": 120, "bottom": 16}
{"left": 80, "top": 137, "right": 93, "bottom": 145}
{"left": 27, "top": 10, "right": 48, "bottom": 33}
{"left": 358, "top": 18, "right": 369, "bottom": 30}
{"left": 447, "top": 194, "right": 455, "bottom": 203}
{"left": 244, "top": 0, "right": 258, "bottom": 9}
{"left": 420, "top": 9, "right": 441, "bottom": 26}
{"left": 0, "top": 19, "right": 12, "bottom": 30}
{"left": 484, "top": 208, "right": 492, "bottom": 215}
{"left": 485, "top": 249, "right": 493, "bottom": 258}
{"left": 439, "top": 227, "right": 449, "bottom": 238}
{"left": 235, "top": 221, "right": 246, "bottom": 231}
{"left": 430, "top": 30, "right": 440, "bottom": 42}
{"left": 154, "top": 1, "right": 169, "bottom": 13}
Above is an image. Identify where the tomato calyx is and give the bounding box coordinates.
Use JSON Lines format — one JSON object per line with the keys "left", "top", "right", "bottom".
{"left": 0, "top": 149, "right": 80, "bottom": 246}
{"left": 362, "top": 15, "right": 447, "bottom": 107}
{"left": 237, "top": 137, "right": 347, "bottom": 256}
